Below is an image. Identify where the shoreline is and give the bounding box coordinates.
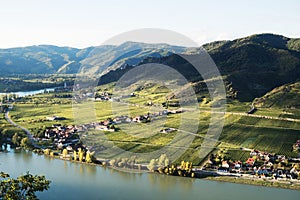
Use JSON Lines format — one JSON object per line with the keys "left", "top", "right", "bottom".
{"left": 3, "top": 102, "right": 300, "bottom": 191}
{"left": 4, "top": 140, "right": 300, "bottom": 191}
{"left": 39, "top": 149, "right": 300, "bottom": 191}
{"left": 204, "top": 174, "right": 300, "bottom": 190}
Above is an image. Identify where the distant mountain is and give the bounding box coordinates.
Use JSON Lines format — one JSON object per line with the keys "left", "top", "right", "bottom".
{"left": 0, "top": 45, "right": 81, "bottom": 74}
{"left": 0, "top": 42, "right": 187, "bottom": 75}
{"left": 0, "top": 33, "right": 299, "bottom": 101}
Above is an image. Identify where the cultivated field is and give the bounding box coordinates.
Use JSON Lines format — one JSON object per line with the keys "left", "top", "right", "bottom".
{"left": 5, "top": 83, "right": 300, "bottom": 165}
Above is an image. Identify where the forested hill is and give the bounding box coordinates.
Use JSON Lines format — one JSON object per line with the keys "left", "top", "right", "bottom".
{"left": 99, "top": 34, "right": 300, "bottom": 101}
{"left": 1, "top": 33, "right": 299, "bottom": 101}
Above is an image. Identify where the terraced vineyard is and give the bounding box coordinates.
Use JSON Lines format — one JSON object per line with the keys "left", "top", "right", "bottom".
{"left": 220, "top": 115, "right": 300, "bottom": 159}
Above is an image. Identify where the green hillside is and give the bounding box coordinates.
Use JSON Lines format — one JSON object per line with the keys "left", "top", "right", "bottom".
{"left": 0, "top": 33, "right": 299, "bottom": 102}
{"left": 101, "top": 33, "right": 300, "bottom": 102}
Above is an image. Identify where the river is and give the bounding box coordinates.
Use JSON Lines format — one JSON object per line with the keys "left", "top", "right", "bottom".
{"left": 0, "top": 146, "right": 299, "bottom": 200}
{"left": 0, "top": 88, "right": 56, "bottom": 97}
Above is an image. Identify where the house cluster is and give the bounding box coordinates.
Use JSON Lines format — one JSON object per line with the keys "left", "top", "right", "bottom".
{"left": 74, "top": 91, "right": 116, "bottom": 102}
{"left": 93, "top": 120, "right": 116, "bottom": 132}
{"left": 73, "top": 92, "right": 94, "bottom": 102}
{"left": 206, "top": 149, "right": 299, "bottom": 180}
{"left": 216, "top": 160, "right": 243, "bottom": 173}
{"left": 207, "top": 160, "right": 243, "bottom": 173}
{"left": 82, "top": 109, "right": 184, "bottom": 132}
{"left": 249, "top": 149, "right": 276, "bottom": 163}
{"left": 85, "top": 114, "right": 150, "bottom": 132}
{"left": 94, "top": 92, "right": 112, "bottom": 101}
{"left": 160, "top": 128, "right": 176, "bottom": 134}
{"left": 126, "top": 109, "right": 184, "bottom": 123}
{"left": 46, "top": 116, "right": 66, "bottom": 121}
{"left": 40, "top": 108, "right": 185, "bottom": 150}
{"left": 44, "top": 124, "right": 82, "bottom": 148}
{"left": 132, "top": 114, "right": 151, "bottom": 123}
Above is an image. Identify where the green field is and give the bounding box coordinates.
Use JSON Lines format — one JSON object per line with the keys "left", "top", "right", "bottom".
{"left": 4, "top": 82, "right": 300, "bottom": 165}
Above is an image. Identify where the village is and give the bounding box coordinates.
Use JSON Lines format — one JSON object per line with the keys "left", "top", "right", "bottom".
{"left": 40, "top": 107, "right": 184, "bottom": 153}
{"left": 202, "top": 148, "right": 300, "bottom": 181}
{"left": 1, "top": 86, "right": 300, "bottom": 191}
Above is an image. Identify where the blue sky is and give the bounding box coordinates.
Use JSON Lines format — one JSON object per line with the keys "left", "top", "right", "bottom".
{"left": 1, "top": 0, "right": 299, "bottom": 48}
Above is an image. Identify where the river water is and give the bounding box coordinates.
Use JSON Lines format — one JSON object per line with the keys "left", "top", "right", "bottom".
{"left": 0, "top": 88, "right": 56, "bottom": 97}
{"left": 0, "top": 147, "right": 299, "bottom": 200}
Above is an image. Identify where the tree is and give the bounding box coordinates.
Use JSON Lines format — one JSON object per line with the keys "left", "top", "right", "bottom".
{"left": 180, "top": 161, "right": 185, "bottom": 170}
{"left": 85, "top": 152, "right": 91, "bottom": 163}
{"left": 0, "top": 172, "right": 51, "bottom": 200}
{"left": 73, "top": 151, "right": 77, "bottom": 161}
{"left": 78, "top": 149, "right": 84, "bottom": 162}
{"left": 147, "top": 159, "right": 156, "bottom": 172}
{"left": 12, "top": 133, "right": 20, "bottom": 146}
{"left": 62, "top": 149, "right": 68, "bottom": 158}
{"left": 44, "top": 149, "right": 50, "bottom": 156}
{"left": 12, "top": 132, "right": 25, "bottom": 147}
{"left": 109, "top": 159, "right": 116, "bottom": 167}
{"left": 20, "top": 137, "right": 32, "bottom": 149}
{"left": 158, "top": 154, "right": 167, "bottom": 167}
{"left": 164, "top": 158, "right": 169, "bottom": 167}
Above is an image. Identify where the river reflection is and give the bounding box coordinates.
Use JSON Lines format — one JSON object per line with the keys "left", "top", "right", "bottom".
{"left": 147, "top": 173, "right": 195, "bottom": 189}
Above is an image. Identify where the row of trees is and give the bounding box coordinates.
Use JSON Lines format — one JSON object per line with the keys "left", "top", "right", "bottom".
{"left": 0, "top": 128, "right": 31, "bottom": 150}
{"left": 73, "top": 148, "right": 96, "bottom": 163}
{"left": 147, "top": 154, "right": 169, "bottom": 172}
{"left": 43, "top": 148, "right": 96, "bottom": 163}
{"left": 109, "top": 156, "right": 138, "bottom": 169}
{"left": 147, "top": 154, "right": 195, "bottom": 178}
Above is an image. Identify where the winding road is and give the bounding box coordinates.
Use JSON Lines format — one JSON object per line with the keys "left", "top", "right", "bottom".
{"left": 4, "top": 104, "right": 42, "bottom": 149}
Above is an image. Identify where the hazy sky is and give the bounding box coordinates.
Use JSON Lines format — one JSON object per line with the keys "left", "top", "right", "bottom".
{"left": 1, "top": 0, "right": 299, "bottom": 48}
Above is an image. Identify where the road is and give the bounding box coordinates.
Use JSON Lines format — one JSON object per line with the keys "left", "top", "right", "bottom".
{"left": 213, "top": 110, "right": 300, "bottom": 123}
{"left": 4, "top": 104, "right": 42, "bottom": 149}
{"left": 117, "top": 99, "right": 300, "bottom": 123}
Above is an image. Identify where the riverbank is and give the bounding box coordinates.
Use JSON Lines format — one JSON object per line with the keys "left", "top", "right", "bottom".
{"left": 2, "top": 149, "right": 299, "bottom": 200}
{"left": 4, "top": 111, "right": 300, "bottom": 191}
{"left": 36, "top": 148, "right": 300, "bottom": 191}
{"left": 205, "top": 174, "right": 300, "bottom": 190}
{"left": 4, "top": 145, "right": 300, "bottom": 193}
